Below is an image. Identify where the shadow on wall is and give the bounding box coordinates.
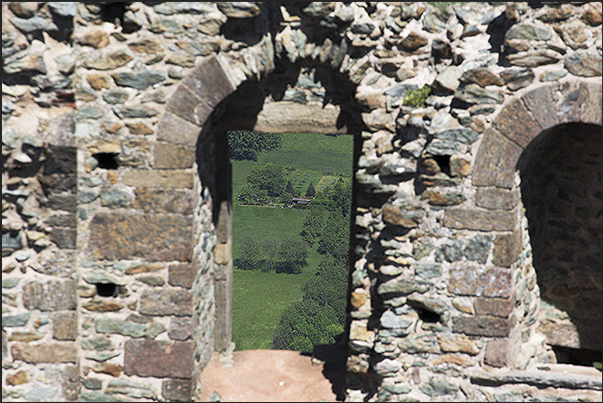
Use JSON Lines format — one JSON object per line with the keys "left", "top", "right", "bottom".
{"left": 518, "top": 123, "right": 602, "bottom": 363}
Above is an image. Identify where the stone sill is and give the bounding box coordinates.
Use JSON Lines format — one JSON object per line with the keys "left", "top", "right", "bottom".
{"left": 469, "top": 364, "right": 602, "bottom": 391}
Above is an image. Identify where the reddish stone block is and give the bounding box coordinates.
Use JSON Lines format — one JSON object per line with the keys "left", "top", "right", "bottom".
{"left": 448, "top": 265, "right": 512, "bottom": 298}
{"left": 474, "top": 298, "right": 513, "bottom": 318}
{"left": 443, "top": 208, "right": 517, "bottom": 231}
{"left": 124, "top": 340, "right": 194, "bottom": 378}
{"left": 472, "top": 128, "right": 523, "bottom": 189}
{"left": 484, "top": 339, "right": 509, "bottom": 367}
{"left": 452, "top": 316, "right": 510, "bottom": 337}
{"left": 89, "top": 213, "right": 193, "bottom": 261}
{"left": 168, "top": 263, "right": 196, "bottom": 288}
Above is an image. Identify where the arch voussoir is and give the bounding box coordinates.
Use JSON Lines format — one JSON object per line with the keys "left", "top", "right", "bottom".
{"left": 472, "top": 127, "right": 524, "bottom": 189}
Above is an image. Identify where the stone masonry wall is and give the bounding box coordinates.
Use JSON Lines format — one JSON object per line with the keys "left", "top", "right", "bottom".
{"left": 2, "top": 2, "right": 602, "bottom": 402}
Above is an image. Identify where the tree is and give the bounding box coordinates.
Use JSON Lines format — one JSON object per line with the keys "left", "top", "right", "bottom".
{"left": 228, "top": 130, "right": 282, "bottom": 161}
{"left": 305, "top": 183, "right": 316, "bottom": 198}
{"left": 246, "top": 163, "right": 286, "bottom": 198}
{"left": 285, "top": 180, "right": 295, "bottom": 196}
{"left": 275, "top": 239, "right": 308, "bottom": 274}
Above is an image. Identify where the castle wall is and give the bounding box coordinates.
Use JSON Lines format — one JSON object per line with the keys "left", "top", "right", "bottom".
{"left": 2, "top": 2, "right": 601, "bottom": 402}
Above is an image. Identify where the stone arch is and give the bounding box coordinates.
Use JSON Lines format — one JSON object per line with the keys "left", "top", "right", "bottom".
{"left": 155, "top": 48, "right": 367, "bottom": 358}
{"left": 471, "top": 78, "right": 602, "bottom": 366}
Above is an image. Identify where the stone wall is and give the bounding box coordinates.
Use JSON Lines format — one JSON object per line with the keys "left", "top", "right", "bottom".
{"left": 2, "top": 2, "right": 602, "bottom": 402}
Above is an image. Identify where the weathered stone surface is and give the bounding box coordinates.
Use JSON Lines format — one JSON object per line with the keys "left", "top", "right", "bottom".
{"left": 122, "top": 169, "right": 193, "bottom": 188}
{"left": 579, "top": 81, "right": 603, "bottom": 125}
{"left": 378, "top": 278, "right": 430, "bottom": 295}
{"left": 50, "top": 227, "right": 76, "bottom": 249}
{"left": 564, "top": 50, "right": 602, "bottom": 77}
{"left": 23, "top": 280, "right": 77, "bottom": 311}
{"left": 139, "top": 288, "right": 192, "bottom": 316}
{"left": 448, "top": 266, "right": 512, "bottom": 298}
{"left": 507, "top": 49, "right": 562, "bottom": 67}
{"left": 53, "top": 312, "right": 78, "bottom": 341}
{"left": 105, "top": 379, "right": 157, "bottom": 399}
{"left": 8, "top": 330, "right": 44, "bottom": 342}
{"left": 382, "top": 205, "right": 424, "bottom": 228}
{"left": 420, "top": 377, "right": 459, "bottom": 397}
{"left": 168, "top": 318, "right": 193, "bottom": 341}
{"left": 96, "top": 318, "right": 147, "bottom": 338}
{"left": 89, "top": 213, "right": 193, "bottom": 261}
{"left": 83, "top": 48, "right": 133, "bottom": 70}
{"left": 494, "top": 98, "right": 542, "bottom": 149}
{"left": 500, "top": 68, "right": 535, "bottom": 91}
{"left": 154, "top": 142, "right": 195, "bottom": 169}
{"left": 92, "top": 363, "right": 123, "bottom": 377}
{"left": 162, "top": 379, "right": 193, "bottom": 401}
{"left": 484, "top": 339, "right": 509, "bottom": 367}
{"left": 460, "top": 68, "right": 504, "bottom": 87}
{"left": 444, "top": 208, "right": 517, "bottom": 231}
{"left": 476, "top": 187, "right": 518, "bottom": 211}
{"left": 437, "top": 334, "right": 480, "bottom": 355}
{"left": 454, "top": 84, "right": 504, "bottom": 105}
{"left": 472, "top": 128, "right": 524, "bottom": 188}
{"left": 218, "top": 2, "right": 261, "bottom": 18}
{"left": 112, "top": 71, "right": 166, "bottom": 90}
{"left": 133, "top": 188, "right": 194, "bottom": 215}
{"left": 421, "top": 190, "right": 466, "bottom": 206}
{"left": 474, "top": 298, "right": 513, "bottom": 318}
{"left": 452, "top": 316, "right": 510, "bottom": 337}
{"left": 400, "top": 32, "right": 429, "bottom": 51}
{"left": 398, "top": 334, "right": 440, "bottom": 354}
{"left": 168, "top": 263, "right": 196, "bottom": 288}
{"left": 124, "top": 340, "right": 194, "bottom": 378}
{"left": 493, "top": 229, "right": 522, "bottom": 268}
{"left": 11, "top": 343, "right": 77, "bottom": 363}
{"left": 156, "top": 112, "right": 201, "bottom": 146}
{"left": 83, "top": 300, "right": 125, "bottom": 312}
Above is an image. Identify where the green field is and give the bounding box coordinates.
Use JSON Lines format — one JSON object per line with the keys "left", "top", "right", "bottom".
{"left": 231, "top": 132, "right": 353, "bottom": 350}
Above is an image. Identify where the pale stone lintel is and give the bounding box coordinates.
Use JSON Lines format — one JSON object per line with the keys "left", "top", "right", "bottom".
{"left": 252, "top": 101, "right": 346, "bottom": 134}
{"left": 469, "top": 366, "right": 603, "bottom": 391}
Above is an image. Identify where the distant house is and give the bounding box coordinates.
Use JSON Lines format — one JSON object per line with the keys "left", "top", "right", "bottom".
{"left": 291, "top": 198, "right": 311, "bottom": 205}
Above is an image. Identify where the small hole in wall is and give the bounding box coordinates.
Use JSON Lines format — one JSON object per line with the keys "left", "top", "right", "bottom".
{"left": 432, "top": 155, "right": 451, "bottom": 177}
{"left": 96, "top": 283, "right": 118, "bottom": 297}
{"left": 100, "top": 3, "right": 126, "bottom": 25}
{"left": 418, "top": 309, "right": 441, "bottom": 324}
{"left": 93, "top": 153, "right": 119, "bottom": 170}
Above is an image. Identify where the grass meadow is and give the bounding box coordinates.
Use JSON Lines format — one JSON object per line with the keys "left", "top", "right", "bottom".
{"left": 230, "top": 132, "right": 353, "bottom": 350}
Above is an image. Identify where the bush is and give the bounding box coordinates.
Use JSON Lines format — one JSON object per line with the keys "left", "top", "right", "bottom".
{"left": 403, "top": 85, "right": 431, "bottom": 107}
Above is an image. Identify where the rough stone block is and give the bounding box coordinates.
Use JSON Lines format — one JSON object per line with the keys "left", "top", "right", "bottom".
{"left": 448, "top": 266, "right": 512, "bottom": 298}
{"left": 185, "top": 55, "right": 236, "bottom": 108}
{"left": 443, "top": 208, "right": 517, "bottom": 231}
{"left": 580, "top": 81, "right": 603, "bottom": 125}
{"left": 493, "top": 228, "right": 522, "bottom": 268}
{"left": 474, "top": 298, "right": 513, "bottom": 318}
{"left": 484, "top": 339, "right": 509, "bottom": 367}
{"left": 168, "top": 263, "right": 196, "bottom": 288}
{"left": 162, "top": 379, "right": 192, "bottom": 401}
{"left": 124, "top": 340, "right": 194, "bottom": 378}
{"left": 521, "top": 84, "right": 558, "bottom": 131}
{"left": 133, "top": 188, "right": 194, "bottom": 214}
{"left": 168, "top": 318, "right": 193, "bottom": 341}
{"left": 11, "top": 343, "right": 77, "bottom": 363}
{"left": 452, "top": 316, "right": 510, "bottom": 337}
{"left": 139, "top": 288, "right": 192, "bottom": 316}
{"left": 472, "top": 128, "right": 524, "bottom": 189}
{"left": 156, "top": 112, "right": 201, "bottom": 147}
{"left": 154, "top": 142, "right": 195, "bottom": 169}
{"left": 122, "top": 169, "right": 193, "bottom": 188}
{"left": 53, "top": 312, "right": 78, "bottom": 341}
{"left": 166, "top": 84, "right": 206, "bottom": 124}
{"left": 23, "top": 280, "right": 77, "bottom": 311}
{"left": 475, "top": 187, "right": 519, "bottom": 211}
{"left": 50, "top": 227, "right": 76, "bottom": 249}
{"left": 494, "top": 98, "right": 542, "bottom": 149}
{"left": 89, "top": 213, "right": 193, "bottom": 261}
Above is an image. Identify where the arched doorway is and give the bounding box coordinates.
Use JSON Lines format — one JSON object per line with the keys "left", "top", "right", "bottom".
{"left": 518, "top": 123, "right": 602, "bottom": 365}
{"left": 471, "top": 79, "right": 602, "bottom": 368}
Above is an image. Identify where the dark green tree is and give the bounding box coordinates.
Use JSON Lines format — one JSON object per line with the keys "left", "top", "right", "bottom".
{"left": 246, "top": 163, "right": 286, "bottom": 198}
{"left": 228, "top": 130, "right": 281, "bottom": 161}
{"left": 305, "top": 182, "right": 316, "bottom": 198}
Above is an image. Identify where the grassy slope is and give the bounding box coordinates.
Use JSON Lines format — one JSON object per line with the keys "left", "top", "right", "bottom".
{"left": 231, "top": 132, "right": 353, "bottom": 351}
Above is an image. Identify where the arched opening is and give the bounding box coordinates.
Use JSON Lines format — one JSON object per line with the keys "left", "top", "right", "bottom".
{"left": 518, "top": 123, "right": 602, "bottom": 367}
{"left": 194, "top": 58, "right": 364, "bottom": 359}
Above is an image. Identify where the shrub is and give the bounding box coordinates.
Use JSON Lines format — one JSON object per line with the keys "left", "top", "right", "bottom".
{"left": 403, "top": 85, "right": 431, "bottom": 107}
